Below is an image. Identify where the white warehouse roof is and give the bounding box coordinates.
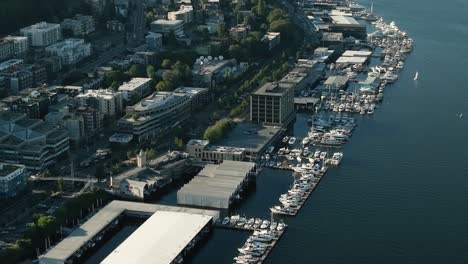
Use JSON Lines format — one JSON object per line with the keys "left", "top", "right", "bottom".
{"left": 101, "top": 211, "right": 213, "bottom": 264}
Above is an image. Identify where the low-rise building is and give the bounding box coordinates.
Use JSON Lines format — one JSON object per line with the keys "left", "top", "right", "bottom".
{"left": 261, "top": 32, "right": 281, "bottom": 50}
{"left": 45, "top": 39, "right": 91, "bottom": 65}
{"left": 61, "top": 14, "right": 96, "bottom": 36}
{"left": 3, "top": 36, "right": 29, "bottom": 56}
{"left": 329, "top": 15, "right": 366, "bottom": 39}
{"left": 323, "top": 75, "right": 349, "bottom": 91}
{"left": 186, "top": 139, "right": 245, "bottom": 163}
{"left": 118, "top": 77, "right": 153, "bottom": 101}
{"left": 229, "top": 24, "right": 249, "bottom": 39}
{"left": 177, "top": 160, "right": 256, "bottom": 209}
{"left": 0, "top": 163, "right": 27, "bottom": 199}
{"left": 150, "top": 19, "right": 184, "bottom": 37}
{"left": 76, "top": 89, "right": 123, "bottom": 118}
{"left": 117, "top": 91, "right": 191, "bottom": 142}
{"left": 250, "top": 82, "right": 295, "bottom": 125}
{"left": 192, "top": 58, "right": 237, "bottom": 89}
{"left": 20, "top": 22, "right": 61, "bottom": 47}
{"left": 2, "top": 87, "right": 58, "bottom": 118}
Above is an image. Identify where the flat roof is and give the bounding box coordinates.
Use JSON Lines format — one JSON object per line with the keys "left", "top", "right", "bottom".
{"left": 330, "top": 15, "right": 361, "bottom": 26}
{"left": 217, "top": 122, "right": 282, "bottom": 153}
{"left": 39, "top": 201, "right": 219, "bottom": 264}
{"left": 102, "top": 211, "right": 212, "bottom": 264}
{"left": 253, "top": 82, "right": 293, "bottom": 96}
{"left": 336, "top": 56, "right": 368, "bottom": 64}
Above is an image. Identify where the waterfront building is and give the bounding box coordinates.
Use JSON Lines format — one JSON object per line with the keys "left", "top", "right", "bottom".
{"left": 118, "top": 77, "right": 153, "bottom": 101}
{"left": 150, "top": 19, "right": 184, "bottom": 37}
{"left": 76, "top": 89, "right": 123, "bottom": 118}
{"left": 116, "top": 91, "right": 191, "bottom": 142}
{"left": 321, "top": 32, "right": 344, "bottom": 47}
{"left": 328, "top": 15, "right": 367, "bottom": 39}
{"left": 39, "top": 200, "right": 219, "bottom": 264}
{"left": 262, "top": 32, "right": 281, "bottom": 50}
{"left": 168, "top": 5, "right": 194, "bottom": 24}
{"left": 323, "top": 75, "right": 349, "bottom": 91}
{"left": 0, "top": 163, "right": 27, "bottom": 199}
{"left": 336, "top": 50, "right": 371, "bottom": 67}
{"left": 61, "top": 14, "right": 96, "bottom": 36}
{"left": 20, "top": 22, "right": 61, "bottom": 47}
{"left": 145, "top": 32, "right": 163, "bottom": 51}
{"left": 45, "top": 39, "right": 91, "bottom": 65}
{"left": 177, "top": 160, "right": 256, "bottom": 209}
{"left": 250, "top": 82, "right": 295, "bottom": 125}
{"left": 0, "top": 112, "right": 69, "bottom": 171}
{"left": 186, "top": 139, "right": 246, "bottom": 163}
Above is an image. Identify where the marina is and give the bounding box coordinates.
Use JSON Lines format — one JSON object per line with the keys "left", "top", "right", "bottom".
{"left": 215, "top": 215, "right": 287, "bottom": 264}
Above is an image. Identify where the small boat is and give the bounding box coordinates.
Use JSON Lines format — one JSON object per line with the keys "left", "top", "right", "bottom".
{"left": 414, "top": 71, "right": 419, "bottom": 80}
{"left": 260, "top": 220, "right": 270, "bottom": 229}
{"left": 288, "top": 137, "right": 296, "bottom": 145}
{"left": 301, "top": 137, "right": 310, "bottom": 145}
{"left": 458, "top": 113, "right": 463, "bottom": 119}
{"left": 266, "top": 146, "right": 275, "bottom": 154}
{"left": 282, "top": 136, "right": 289, "bottom": 143}
{"left": 222, "top": 217, "right": 230, "bottom": 225}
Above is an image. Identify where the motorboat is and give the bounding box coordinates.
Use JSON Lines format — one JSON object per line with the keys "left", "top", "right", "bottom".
{"left": 319, "top": 152, "right": 327, "bottom": 160}
{"left": 222, "top": 217, "right": 230, "bottom": 225}
{"left": 260, "top": 220, "right": 270, "bottom": 229}
{"left": 288, "top": 137, "right": 296, "bottom": 145}
{"left": 282, "top": 136, "right": 289, "bottom": 143}
{"left": 301, "top": 137, "right": 310, "bottom": 145}
{"left": 266, "top": 146, "right": 275, "bottom": 154}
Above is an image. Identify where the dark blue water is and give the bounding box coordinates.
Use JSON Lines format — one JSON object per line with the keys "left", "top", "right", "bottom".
{"left": 264, "top": 1, "right": 468, "bottom": 263}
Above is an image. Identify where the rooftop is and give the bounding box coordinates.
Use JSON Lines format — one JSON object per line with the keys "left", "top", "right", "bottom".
{"left": 151, "top": 19, "right": 184, "bottom": 26}
{"left": 330, "top": 15, "right": 361, "bottom": 26}
{"left": 39, "top": 201, "right": 219, "bottom": 264}
{"left": 0, "top": 163, "right": 24, "bottom": 178}
{"left": 217, "top": 122, "right": 282, "bottom": 153}
{"left": 21, "top": 22, "right": 60, "bottom": 31}
{"left": 324, "top": 76, "right": 349, "bottom": 86}
{"left": 102, "top": 211, "right": 211, "bottom": 264}
{"left": 118, "top": 78, "right": 152, "bottom": 92}
{"left": 253, "top": 82, "right": 294, "bottom": 96}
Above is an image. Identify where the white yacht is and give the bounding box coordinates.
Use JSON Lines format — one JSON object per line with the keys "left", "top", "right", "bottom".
{"left": 301, "top": 137, "right": 310, "bottom": 145}
{"left": 288, "top": 137, "right": 296, "bottom": 145}
{"left": 282, "top": 136, "right": 289, "bottom": 143}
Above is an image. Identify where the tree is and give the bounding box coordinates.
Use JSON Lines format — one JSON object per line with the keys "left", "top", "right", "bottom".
{"left": 146, "top": 65, "right": 155, "bottom": 79}
{"left": 111, "top": 81, "right": 119, "bottom": 90}
{"left": 229, "top": 44, "right": 243, "bottom": 60}
{"left": 217, "top": 22, "right": 227, "bottom": 37}
{"left": 256, "top": 0, "right": 265, "bottom": 17}
{"left": 128, "top": 64, "right": 145, "bottom": 77}
{"left": 161, "top": 59, "right": 172, "bottom": 69}
{"left": 57, "top": 177, "right": 64, "bottom": 193}
{"left": 156, "top": 80, "right": 174, "bottom": 91}
{"left": 127, "top": 150, "right": 135, "bottom": 159}
{"left": 174, "top": 137, "right": 184, "bottom": 150}
{"left": 111, "top": 164, "right": 121, "bottom": 174}
{"left": 237, "top": 12, "right": 244, "bottom": 25}
{"left": 146, "top": 148, "right": 156, "bottom": 160}
{"left": 267, "top": 8, "right": 287, "bottom": 24}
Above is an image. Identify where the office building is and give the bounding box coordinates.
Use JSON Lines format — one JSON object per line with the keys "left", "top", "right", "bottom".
{"left": 20, "top": 22, "right": 61, "bottom": 47}
{"left": 0, "top": 39, "right": 14, "bottom": 61}
{"left": 0, "top": 112, "right": 69, "bottom": 171}
{"left": 250, "top": 82, "right": 295, "bottom": 125}
{"left": 117, "top": 91, "right": 191, "bottom": 142}
{"left": 118, "top": 77, "right": 152, "bottom": 101}
{"left": 3, "top": 36, "right": 29, "bottom": 56}
{"left": 168, "top": 5, "right": 194, "bottom": 24}
{"left": 2, "top": 87, "right": 58, "bottom": 118}
{"left": 192, "top": 59, "right": 237, "bottom": 89}
{"left": 45, "top": 39, "right": 91, "bottom": 65}
{"left": 145, "top": 32, "right": 163, "bottom": 51}
{"left": 173, "top": 86, "right": 210, "bottom": 111}
{"left": 0, "top": 163, "right": 27, "bottom": 199}
{"left": 150, "top": 19, "right": 184, "bottom": 37}
{"left": 76, "top": 89, "right": 123, "bottom": 118}
{"left": 186, "top": 139, "right": 246, "bottom": 163}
